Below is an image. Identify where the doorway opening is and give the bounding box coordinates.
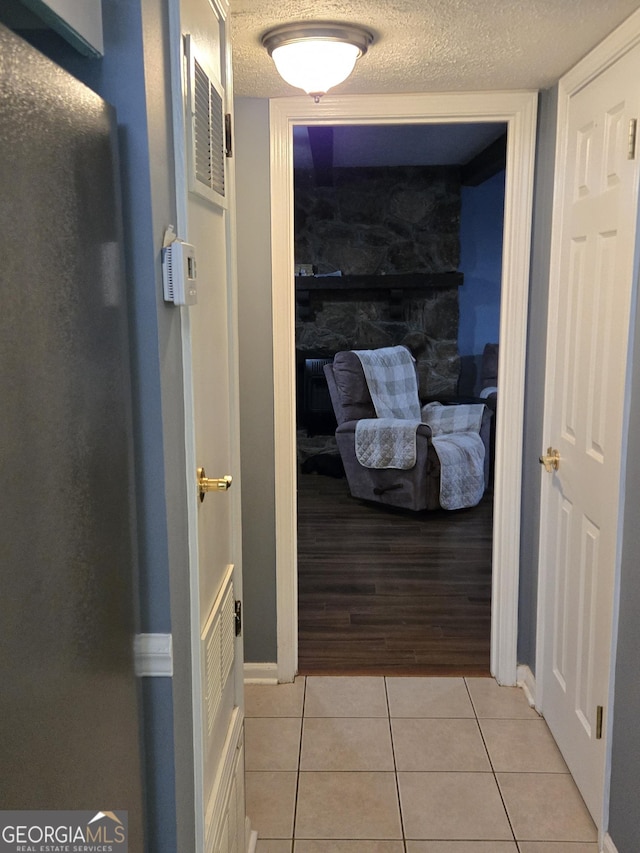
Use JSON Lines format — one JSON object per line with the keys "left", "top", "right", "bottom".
{"left": 269, "top": 91, "right": 538, "bottom": 686}
{"left": 292, "top": 122, "right": 506, "bottom": 674}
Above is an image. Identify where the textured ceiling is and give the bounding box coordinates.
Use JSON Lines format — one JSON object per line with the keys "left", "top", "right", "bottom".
{"left": 230, "top": 0, "right": 640, "bottom": 98}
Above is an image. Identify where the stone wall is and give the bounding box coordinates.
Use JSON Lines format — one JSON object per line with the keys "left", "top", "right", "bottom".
{"left": 295, "top": 165, "right": 461, "bottom": 275}
{"left": 296, "top": 289, "right": 460, "bottom": 398}
{"left": 294, "top": 166, "right": 462, "bottom": 398}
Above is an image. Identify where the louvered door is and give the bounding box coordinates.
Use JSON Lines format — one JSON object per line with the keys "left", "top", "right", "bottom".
{"left": 174, "top": 1, "right": 247, "bottom": 850}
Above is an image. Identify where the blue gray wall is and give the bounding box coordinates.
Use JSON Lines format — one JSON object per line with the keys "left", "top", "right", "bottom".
{"left": 607, "top": 166, "right": 640, "bottom": 852}
{"left": 17, "top": 3, "right": 185, "bottom": 849}
{"left": 234, "top": 97, "right": 278, "bottom": 663}
{"left": 517, "top": 85, "right": 558, "bottom": 669}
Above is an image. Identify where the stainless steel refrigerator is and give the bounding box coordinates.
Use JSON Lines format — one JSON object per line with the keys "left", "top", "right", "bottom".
{"left": 0, "top": 23, "right": 145, "bottom": 848}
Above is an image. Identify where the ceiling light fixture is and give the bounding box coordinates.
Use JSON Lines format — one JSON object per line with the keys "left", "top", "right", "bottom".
{"left": 262, "top": 22, "right": 374, "bottom": 102}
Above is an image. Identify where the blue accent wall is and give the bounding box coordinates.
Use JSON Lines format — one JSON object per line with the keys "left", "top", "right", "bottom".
{"left": 459, "top": 168, "right": 505, "bottom": 355}
{"left": 458, "top": 170, "right": 505, "bottom": 393}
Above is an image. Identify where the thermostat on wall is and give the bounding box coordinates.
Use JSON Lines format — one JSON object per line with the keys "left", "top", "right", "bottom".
{"left": 162, "top": 240, "right": 197, "bottom": 305}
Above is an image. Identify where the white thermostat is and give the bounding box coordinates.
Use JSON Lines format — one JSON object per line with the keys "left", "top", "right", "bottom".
{"left": 162, "top": 240, "right": 197, "bottom": 305}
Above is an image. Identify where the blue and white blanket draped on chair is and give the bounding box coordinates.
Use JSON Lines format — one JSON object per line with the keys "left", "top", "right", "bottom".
{"left": 352, "top": 346, "right": 486, "bottom": 509}
{"left": 353, "top": 347, "right": 421, "bottom": 470}
{"left": 421, "top": 402, "right": 485, "bottom": 510}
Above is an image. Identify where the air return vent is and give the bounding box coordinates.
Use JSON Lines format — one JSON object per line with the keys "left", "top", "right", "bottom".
{"left": 186, "top": 35, "right": 226, "bottom": 207}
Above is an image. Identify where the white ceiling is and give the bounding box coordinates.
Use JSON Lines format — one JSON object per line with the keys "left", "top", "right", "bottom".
{"left": 230, "top": 0, "right": 640, "bottom": 99}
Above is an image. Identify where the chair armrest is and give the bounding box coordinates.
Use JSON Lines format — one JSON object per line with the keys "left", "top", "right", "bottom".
{"left": 336, "top": 420, "right": 433, "bottom": 439}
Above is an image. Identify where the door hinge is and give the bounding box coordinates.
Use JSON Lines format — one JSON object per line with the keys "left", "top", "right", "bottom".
{"left": 234, "top": 600, "right": 242, "bottom": 636}
{"left": 628, "top": 118, "right": 637, "bottom": 160}
{"left": 596, "top": 704, "right": 604, "bottom": 739}
{"left": 225, "top": 113, "right": 233, "bottom": 158}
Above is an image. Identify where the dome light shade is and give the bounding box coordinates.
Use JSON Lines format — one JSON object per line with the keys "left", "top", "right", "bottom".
{"left": 262, "top": 23, "right": 373, "bottom": 100}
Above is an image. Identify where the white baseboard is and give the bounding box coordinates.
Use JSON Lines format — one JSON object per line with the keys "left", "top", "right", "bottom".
{"left": 603, "top": 832, "right": 619, "bottom": 853}
{"left": 244, "top": 662, "right": 278, "bottom": 683}
{"left": 516, "top": 663, "right": 537, "bottom": 708}
{"left": 246, "top": 819, "right": 258, "bottom": 853}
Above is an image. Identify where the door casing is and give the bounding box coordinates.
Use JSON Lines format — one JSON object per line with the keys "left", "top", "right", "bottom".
{"left": 269, "top": 91, "right": 538, "bottom": 685}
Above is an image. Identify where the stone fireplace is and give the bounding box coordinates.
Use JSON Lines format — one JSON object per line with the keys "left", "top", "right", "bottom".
{"left": 295, "top": 164, "right": 464, "bottom": 443}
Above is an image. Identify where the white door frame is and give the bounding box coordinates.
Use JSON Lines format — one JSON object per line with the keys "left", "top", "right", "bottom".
{"left": 536, "top": 10, "right": 640, "bottom": 840}
{"left": 269, "top": 91, "right": 537, "bottom": 686}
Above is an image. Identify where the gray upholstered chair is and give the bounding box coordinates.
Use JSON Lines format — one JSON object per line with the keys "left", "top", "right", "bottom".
{"left": 324, "top": 350, "right": 492, "bottom": 511}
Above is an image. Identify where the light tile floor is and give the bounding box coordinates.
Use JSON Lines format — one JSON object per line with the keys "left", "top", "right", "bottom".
{"left": 245, "top": 676, "right": 599, "bottom": 853}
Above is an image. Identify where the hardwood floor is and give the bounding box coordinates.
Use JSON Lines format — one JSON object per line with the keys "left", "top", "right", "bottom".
{"left": 297, "top": 470, "right": 493, "bottom": 676}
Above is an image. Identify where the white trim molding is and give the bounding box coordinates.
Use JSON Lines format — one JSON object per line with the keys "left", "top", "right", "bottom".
{"left": 603, "top": 833, "right": 620, "bottom": 853}
{"left": 516, "top": 664, "right": 537, "bottom": 709}
{"left": 246, "top": 824, "right": 258, "bottom": 853}
{"left": 134, "top": 633, "right": 174, "bottom": 677}
{"left": 243, "top": 662, "right": 279, "bottom": 684}
{"left": 269, "top": 90, "right": 538, "bottom": 686}
{"left": 30, "top": 0, "right": 104, "bottom": 56}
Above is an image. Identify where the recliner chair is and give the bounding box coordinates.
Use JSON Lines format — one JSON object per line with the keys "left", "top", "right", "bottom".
{"left": 324, "top": 349, "right": 492, "bottom": 511}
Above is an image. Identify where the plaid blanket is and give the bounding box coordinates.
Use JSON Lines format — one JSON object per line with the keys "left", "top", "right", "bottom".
{"left": 421, "top": 402, "right": 486, "bottom": 509}
{"left": 429, "top": 432, "right": 485, "bottom": 509}
{"left": 420, "top": 401, "right": 485, "bottom": 435}
{"left": 353, "top": 346, "right": 420, "bottom": 419}
{"left": 355, "top": 417, "right": 421, "bottom": 469}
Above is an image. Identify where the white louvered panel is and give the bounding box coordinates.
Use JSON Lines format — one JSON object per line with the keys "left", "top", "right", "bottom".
{"left": 202, "top": 566, "right": 241, "bottom": 852}
{"left": 205, "top": 810, "right": 216, "bottom": 853}
{"left": 216, "top": 813, "right": 229, "bottom": 853}
{"left": 209, "top": 83, "right": 225, "bottom": 197}
{"left": 202, "top": 569, "right": 236, "bottom": 764}
{"left": 235, "top": 739, "right": 246, "bottom": 853}
{"left": 186, "top": 35, "right": 226, "bottom": 208}
{"left": 227, "top": 777, "right": 238, "bottom": 853}
{"left": 205, "top": 614, "right": 222, "bottom": 737}
{"left": 205, "top": 712, "right": 244, "bottom": 853}
{"left": 194, "top": 58, "right": 213, "bottom": 187}
{"left": 220, "top": 582, "right": 235, "bottom": 691}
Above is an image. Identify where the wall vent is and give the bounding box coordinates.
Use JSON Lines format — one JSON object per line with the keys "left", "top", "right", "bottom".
{"left": 185, "top": 35, "right": 226, "bottom": 208}
{"left": 203, "top": 574, "right": 236, "bottom": 740}
{"left": 205, "top": 615, "right": 223, "bottom": 737}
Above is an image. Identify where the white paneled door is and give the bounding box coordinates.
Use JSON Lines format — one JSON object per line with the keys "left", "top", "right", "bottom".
{"left": 539, "top": 37, "right": 640, "bottom": 829}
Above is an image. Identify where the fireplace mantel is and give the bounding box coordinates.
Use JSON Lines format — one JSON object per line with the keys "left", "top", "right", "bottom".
{"left": 295, "top": 271, "right": 463, "bottom": 320}
{"left": 295, "top": 272, "right": 463, "bottom": 292}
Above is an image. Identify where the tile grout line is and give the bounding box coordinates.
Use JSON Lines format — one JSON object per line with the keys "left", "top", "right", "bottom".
{"left": 384, "top": 676, "right": 409, "bottom": 852}
{"left": 463, "top": 677, "right": 518, "bottom": 845}
{"left": 290, "top": 676, "right": 307, "bottom": 852}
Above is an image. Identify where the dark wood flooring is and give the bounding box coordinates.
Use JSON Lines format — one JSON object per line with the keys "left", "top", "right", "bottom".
{"left": 297, "top": 471, "right": 493, "bottom": 676}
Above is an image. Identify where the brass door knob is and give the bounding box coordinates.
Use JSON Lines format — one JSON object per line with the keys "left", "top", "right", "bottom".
{"left": 197, "top": 467, "right": 232, "bottom": 501}
{"left": 539, "top": 447, "right": 560, "bottom": 473}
